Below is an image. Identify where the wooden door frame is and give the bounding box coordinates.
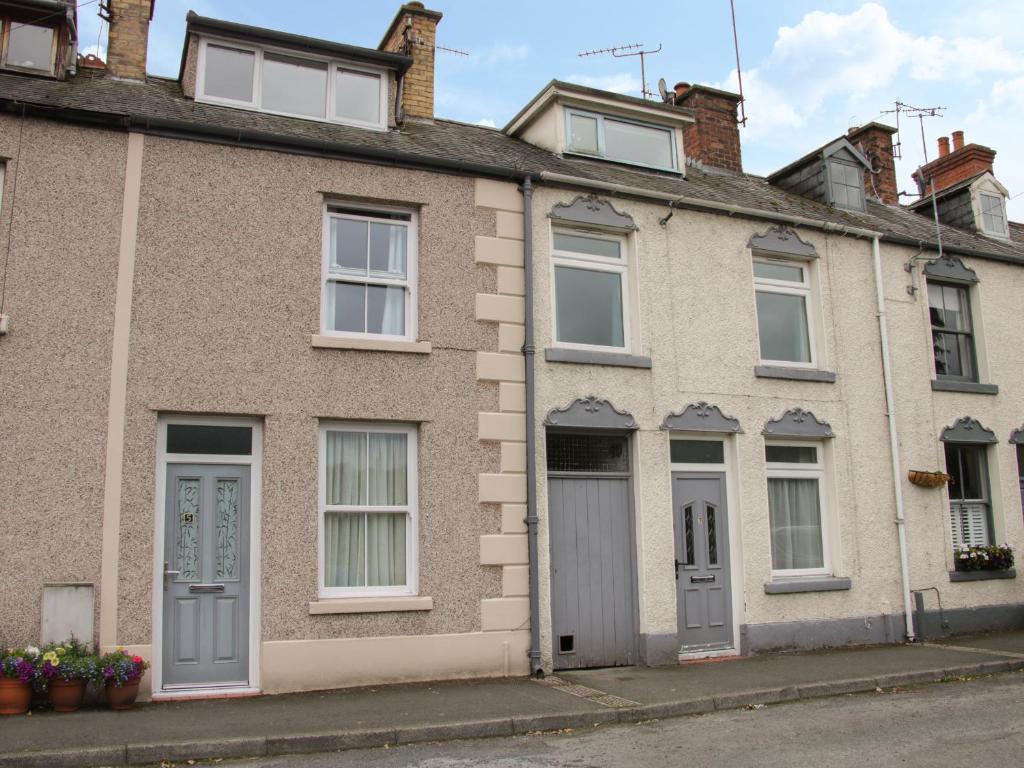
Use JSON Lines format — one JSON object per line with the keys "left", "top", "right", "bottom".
{"left": 150, "top": 415, "right": 263, "bottom": 699}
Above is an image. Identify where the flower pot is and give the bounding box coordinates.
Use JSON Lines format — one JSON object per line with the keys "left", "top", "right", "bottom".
{"left": 49, "top": 678, "right": 88, "bottom": 713}
{"left": 105, "top": 679, "right": 140, "bottom": 710}
{"left": 0, "top": 677, "right": 32, "bottom": 715}
{"left": 908, "top": 470, "right": 950, "bottom": 488}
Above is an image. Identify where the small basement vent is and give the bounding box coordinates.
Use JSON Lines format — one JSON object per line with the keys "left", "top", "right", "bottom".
{"left": 559, "top": 635, "right": 575, "bottom": 654}
{"left": 546, "top": 433, "right": 628, "bottom": 473}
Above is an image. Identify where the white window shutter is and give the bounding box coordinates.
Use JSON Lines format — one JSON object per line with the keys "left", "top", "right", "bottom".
{"left": 950, "top": 503, "right": 991, "bottom": 548}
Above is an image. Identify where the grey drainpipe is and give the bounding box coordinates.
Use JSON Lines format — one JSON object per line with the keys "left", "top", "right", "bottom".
{"left": 521, "top": 175, "right": 542, "bottom": 677}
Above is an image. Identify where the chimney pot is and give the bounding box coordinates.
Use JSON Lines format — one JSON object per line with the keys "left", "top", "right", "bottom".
{"left": 938, "top": 136, "right": 950, "bottom": 157}
{"left": 673, "top": 81, "right": 690, "bottom": 100}
{"left": 952, "top": 130, "right": 965, "bottom": 151}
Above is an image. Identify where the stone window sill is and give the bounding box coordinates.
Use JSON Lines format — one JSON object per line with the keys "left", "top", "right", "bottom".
{"left": 948, "top": 569, "right": 1015, "bottom": 582}
{"left": 545, "top": 347, "right": 652, "bottom": 369}
{"left": 755, "top": 365, "right": 836, "bottom": 383}
{"left": 931, "top": 380, "right": 999, "bottom": 395}
{"left": 764, "top": 577, "right": 851, "bottom": 594}
{"left": 311, "top": 335, "right": 431, "bottom": 354}
{"left": 309, "top": 596, "right": 434, "bottom": 614}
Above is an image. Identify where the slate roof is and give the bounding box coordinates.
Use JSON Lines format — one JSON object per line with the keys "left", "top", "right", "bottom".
{"left": 907, "top": 172, "right": 986, "bottom": 211}
{"left": 2, "top": 69, "right": 1023, "bottom": 264}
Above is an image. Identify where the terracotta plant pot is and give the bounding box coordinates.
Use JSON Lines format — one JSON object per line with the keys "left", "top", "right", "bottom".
{"left": 105, "top": 678, "right": 141, "bottom": 710}
{"left": 49, "top": 678, "right": 88, "bottom": 713}
{"left": 0, "top": 677, "right": 32, "bottom": 715}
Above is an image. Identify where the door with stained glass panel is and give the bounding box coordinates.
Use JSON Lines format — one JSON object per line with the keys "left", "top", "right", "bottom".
{"left": 672, "top": 473, "right": 732, "bottom": 653}
{"left": 163, "top": 464, "right": 250, "bottom": 688}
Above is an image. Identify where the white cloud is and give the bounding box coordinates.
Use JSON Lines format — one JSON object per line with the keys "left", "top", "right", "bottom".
{"left": 475, "top": 43, "right": 529, "bottom": 67}
{"left": 965, "top": 76, "right": 1024, "bottom": 218}
{"left": 475, "top": 118, "right": 497, "bottom": 128}
{"left": 563, "top": 72, "right": 642, "bottom": 96}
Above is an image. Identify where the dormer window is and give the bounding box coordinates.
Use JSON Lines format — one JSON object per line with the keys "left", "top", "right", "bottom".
{"left": 978, "top": 192, "right": 1008, "bottom": 237}
{"left": 565, "top": 108, "right": 677, "bottom": 171}
{"left": 827, "top": 158, "right": 865, "bottom": 211}
{"left": 2, "top": 19, "right": 56, "bottom": 74}
{"left": 197, "top": 38, "right": 386, "bottom": 130}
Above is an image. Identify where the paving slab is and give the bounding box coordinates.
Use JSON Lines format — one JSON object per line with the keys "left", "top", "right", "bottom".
{"left": 559, "top": 643, "right": 993, "bottom": 704}
{"left": 1, "top": 677, "right": 602, "bottom": 755}
{"left": 931, "top": 630, "right": 1024, "bottom": 656}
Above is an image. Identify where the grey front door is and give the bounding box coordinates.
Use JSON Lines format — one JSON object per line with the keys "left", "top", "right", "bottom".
{"left": 672, "top": 472, "right": 732, "bottom": 653}
{"left": 163, "top": 464, "right": 250, "bottom": 688}
{"left": 548, "top": 436, "right": 638, "bottom": 669}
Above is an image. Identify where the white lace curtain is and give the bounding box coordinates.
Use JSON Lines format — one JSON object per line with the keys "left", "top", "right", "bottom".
{"left": 767, "top": 477, "right": 823, "bottom": 570}
{"left": 324, "top": 431, "right": 408, "bottom": 587}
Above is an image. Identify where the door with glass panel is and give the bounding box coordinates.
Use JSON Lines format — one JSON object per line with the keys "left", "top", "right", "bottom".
{"left": 672, "top": 473, "right": 732, "bottom": 653}
{"left": 163, "top": 464, "right": 250, "bottom": 688}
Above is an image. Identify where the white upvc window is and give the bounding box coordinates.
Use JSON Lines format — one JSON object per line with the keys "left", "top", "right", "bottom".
{"left": 1, "top": 18, "right": 56, "bottom": 74}
{"left": 978, "top": 192, "right": 1008, "bottom": 238}
{"left": 765, "top": 441, "right": 830, "bottom": 577}
{"left": 753, "top": 256, "right": 817, "bottom": 368}
{"left": 196, "top": 37, "right": 387, "bottom": 130}
{"left": 318, "top": 422, "right": 418, "bottom": 598}
{"left": 321, "top": 204, "right": 416, "bottom": 340}
{"left": 564, "top": 108, "right": 678, "bottom": 171}
{"left": 550, "top": 228, "right": 630, "bottom": 352}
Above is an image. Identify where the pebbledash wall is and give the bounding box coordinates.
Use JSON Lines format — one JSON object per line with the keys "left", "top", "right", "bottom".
{"left": 528, "top": 184, "right": 1024, "bottom": 666}
{"left": 0, "top": 115, "right": 127, "bottom": 645}
{"left": 0, "top": 119, "right": 532, "bottom": 695}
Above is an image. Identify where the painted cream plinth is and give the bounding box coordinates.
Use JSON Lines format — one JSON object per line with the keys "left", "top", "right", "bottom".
{"left": 261, "top": 631, "right": 530, "bottom": 693}
{"left": 474, "top": 178, "right": 531, "bottom": 646}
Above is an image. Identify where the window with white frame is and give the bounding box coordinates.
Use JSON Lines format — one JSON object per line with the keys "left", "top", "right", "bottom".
{"left": 765, "top": 442, "right": 829, "bottom": 575}
{"left": 753, "top": 256, "right": 816, "bottom": 366}
{"left": 197, "top": 38, "right": 386, "bottom": 129}
{"left": 944, "top": 442, "right": 993, "bottom": 549}
{"left": 565, "top": 108, "right": 677, "bottom": 170}
{"left": 2, "top": 18, "right": 56, "bottom": 73}
{"left": 978, "top": 192, "right": 1008, "bottom": 237}
{"left": 319, "top": 423, "right": 417, "bottom": 597}
{"left": 551, "top": 229, "right": 629, "bottom": 351}
{"left": 322, "top": 205, "right": 415, "bottom": 339}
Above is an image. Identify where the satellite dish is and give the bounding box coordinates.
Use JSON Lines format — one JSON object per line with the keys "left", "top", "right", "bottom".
{"left": 658, "top": 77, "right": 672, "bottom": 103}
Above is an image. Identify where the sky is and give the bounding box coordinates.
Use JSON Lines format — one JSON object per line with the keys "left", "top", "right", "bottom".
{"left": 77, "top": 1, "right": 1024, "bottom": 218}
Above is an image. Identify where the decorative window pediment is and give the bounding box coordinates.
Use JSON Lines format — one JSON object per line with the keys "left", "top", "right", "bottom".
{"left": 661, "top": 401, "right": 743, "bottom": 433}
{"left": 549, "top": 195, "right": 638, "bottom": 231}
{"left": 924, "top": 255, "right": 978, "bottom": 284}
{"left": 544, "top": 396, "right": 638, "bottom": 430}
{"left": 941, "top": 417, "right": 997, "bottom": 444}
{"left": 763, "top": 408, "right": 834, "bottom": 439}
{"left": 1010, "top": 426, "right": 1024, "bottom": 444}
{"left": 748, "top": 226, "right": 817, "bottom": 259}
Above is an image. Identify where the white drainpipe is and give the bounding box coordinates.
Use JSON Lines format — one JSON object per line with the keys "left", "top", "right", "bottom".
{"left": 872, "top": 236, "right": 916, "bottom": 642}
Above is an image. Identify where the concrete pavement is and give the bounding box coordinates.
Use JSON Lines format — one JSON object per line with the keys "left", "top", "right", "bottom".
{"left": 2, "top": 632, "right": 1023, "bottom": 767}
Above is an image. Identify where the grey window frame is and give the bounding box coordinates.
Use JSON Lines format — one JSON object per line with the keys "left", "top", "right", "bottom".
{"left": 563, "top": 107, "right": 678, "bottom": 171}
{"left": 944, "top": 442, "right": 994, "bottom": 549}
{"left": 826, "top": 158, "right": 865, "bottom": 211}
{"left": 927, "top": 279, "right": 979, "bottom": 383}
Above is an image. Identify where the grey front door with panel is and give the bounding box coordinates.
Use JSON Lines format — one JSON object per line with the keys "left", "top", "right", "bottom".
{"left": 163, "top": 464, "right": 250, "bottom": 688}
{"left": 672, "top": 472, "right": 732, "bottom": 653}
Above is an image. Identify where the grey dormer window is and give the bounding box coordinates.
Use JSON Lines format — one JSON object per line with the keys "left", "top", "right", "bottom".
{"left": 979, "top": 192, "right": 1008, "bottom": 237}
{"left": 828, "top": 159, "right": 864, "bottom": 211}
{"left": 565, "top": 108, "right": 677, "bottom": 170}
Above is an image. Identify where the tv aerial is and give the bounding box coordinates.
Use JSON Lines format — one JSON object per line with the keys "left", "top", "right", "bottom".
{"left": 578, "top": 42, "right": 662, "bottom": 100}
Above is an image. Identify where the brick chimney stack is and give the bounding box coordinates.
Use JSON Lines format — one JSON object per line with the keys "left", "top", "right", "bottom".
{"left": 674, "top": 84, "right": 743, "bottom": 172}
{"left": 912, "top": 129, "right": 996, "bottom": 197}
{"left": 379, "top": 2, "right": 442, "bottom": 120}
{"left": 106, "top": 0, "right": 154, "bottom": 80}
{"left": 847, "top": 122, "right": 899, "bottom": 205}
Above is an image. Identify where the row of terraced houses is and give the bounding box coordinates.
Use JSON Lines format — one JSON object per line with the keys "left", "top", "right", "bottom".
{"left": 1, "top": 0, "right": 1022, "bottom": 699}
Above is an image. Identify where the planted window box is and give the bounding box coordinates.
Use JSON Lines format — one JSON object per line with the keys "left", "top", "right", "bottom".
{"left": 953, "top": 544, "right": 1014, "bottom": 573}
